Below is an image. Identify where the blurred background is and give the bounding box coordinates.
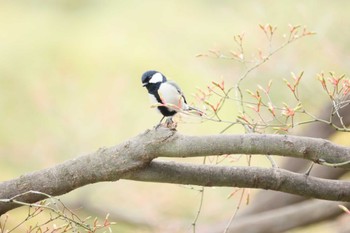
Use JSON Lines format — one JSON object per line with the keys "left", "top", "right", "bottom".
{"left": 0, "top": 0, "right": 349, "bottom": 232}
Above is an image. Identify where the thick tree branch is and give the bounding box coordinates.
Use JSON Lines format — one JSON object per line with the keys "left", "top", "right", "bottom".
{"left": 155, "top": 133, "right": 350, "bottom": 167}
{"left": 238, "top": 165, "right": 346, "bottom": 217}
{"left": 281, "top": 98, "right": 350, "bottom": 173}
{"left": 123, "top": 161, "right": 350, "bottom": 201}
{"left": 0, "top": 129, "right": 174, "bottom": 215}
{"left": 1, "top": 128, "right": 349, "bottom": 214}
{"left": 240, "top": 101, "right": 350, "bottom": 217}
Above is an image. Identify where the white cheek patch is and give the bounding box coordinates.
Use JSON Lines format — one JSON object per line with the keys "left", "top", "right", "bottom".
{"left": 149, "top": 72, "right": 163, "bottom": 83}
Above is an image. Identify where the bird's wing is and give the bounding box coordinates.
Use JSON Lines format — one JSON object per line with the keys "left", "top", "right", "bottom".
{"left": 166, "top": 80, "right": 188, "bottom": 104}
{"left": 167, "top": 80, "right": 204, "bottom": 116}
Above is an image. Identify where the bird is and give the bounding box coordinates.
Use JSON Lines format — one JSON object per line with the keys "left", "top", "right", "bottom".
{"left": 141, "top": 70, "right": 202, "bottom": 128}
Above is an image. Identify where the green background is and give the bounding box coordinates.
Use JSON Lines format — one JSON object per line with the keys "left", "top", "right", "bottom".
{"left": 0, "top": 1, "right": 349, "bottom": 232}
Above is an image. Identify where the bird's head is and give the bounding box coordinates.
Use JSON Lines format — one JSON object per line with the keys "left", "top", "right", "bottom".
{"left": 141, "top": 70, "right": 167, "bottom": 87}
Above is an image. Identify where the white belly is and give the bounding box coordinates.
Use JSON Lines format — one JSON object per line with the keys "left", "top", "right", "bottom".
{"left": 148, "top": 82, "right": 188, "bottom": 113}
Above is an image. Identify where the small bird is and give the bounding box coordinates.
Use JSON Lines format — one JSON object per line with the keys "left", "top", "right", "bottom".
{"left": 141, "top": 70, "right": 202, "bottom": 128}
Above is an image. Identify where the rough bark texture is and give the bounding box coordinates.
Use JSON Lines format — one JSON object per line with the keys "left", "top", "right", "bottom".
{"left": 230, "top": 101, "right": 350, "bottom": 232}
{"left": 0, "top": 129, "right": 175, "bottom": 214}
{"left": 0, "top": 129, "right": 349, "bottom": 215}
{"left": 124, "top": 161, "right": 350, "bottom": 201}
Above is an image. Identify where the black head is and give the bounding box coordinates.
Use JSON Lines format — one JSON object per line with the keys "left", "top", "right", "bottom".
{"left": 141, "top": 70, "right": 167, "bottom": 87}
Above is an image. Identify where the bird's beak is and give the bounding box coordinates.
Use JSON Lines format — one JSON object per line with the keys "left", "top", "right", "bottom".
{"left": 142, "top": 83, "right": 147, "bottom": 87}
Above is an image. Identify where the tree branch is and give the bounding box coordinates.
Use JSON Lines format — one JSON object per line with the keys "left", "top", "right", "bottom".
{"left": 239, "top": 101, "right": 350, "bottom": 217}
{"left": 0, "top": 129, "right": 175, "bottom": 215}
{"left": 123, "top": 160, "right": 350, "bottom": 201}
{"left": 155, "top": 132, "right": 350, "bottom": 167}
{"left": 1, "top": 128, "right": 349, "bottom": 214}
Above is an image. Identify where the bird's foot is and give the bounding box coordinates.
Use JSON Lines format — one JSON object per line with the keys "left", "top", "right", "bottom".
{"left": 165, "top": 117, "right": 177, "bottom": 130}
{"left": 154, "top": 117, "right": 177, "bottom": 130}
{"left": 154, "top": 123, "right": 162, "bottom": 129}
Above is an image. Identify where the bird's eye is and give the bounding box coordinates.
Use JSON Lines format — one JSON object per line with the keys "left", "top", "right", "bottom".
{"left": 142, "top": 76, "right": 150, "bottom": 87}
{"left": 144, "top": 77, "right": 150, "bottom": 84}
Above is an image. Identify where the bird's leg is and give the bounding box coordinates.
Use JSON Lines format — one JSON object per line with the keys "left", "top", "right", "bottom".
{"left": 159, "top": 116, "right": 165, "bottom": 124}
{"left": 155, "top": 116, "right": 165, "bottom": 129}
{"left": 165, "top": 117, "right": 177, "bottom": 130}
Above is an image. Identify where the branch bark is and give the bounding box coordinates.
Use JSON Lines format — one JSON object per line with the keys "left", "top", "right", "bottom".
{"left": 0, "top": 128, "right": 173, "bottom": 215}
{"left": 123, "top": 161, "right": 350, "bottom": 201}
{"left": 1, "top": 128, "right": 349, "bottom": 215}
{"left": 239, "top": 101, "right": 350, "bottom": 217}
